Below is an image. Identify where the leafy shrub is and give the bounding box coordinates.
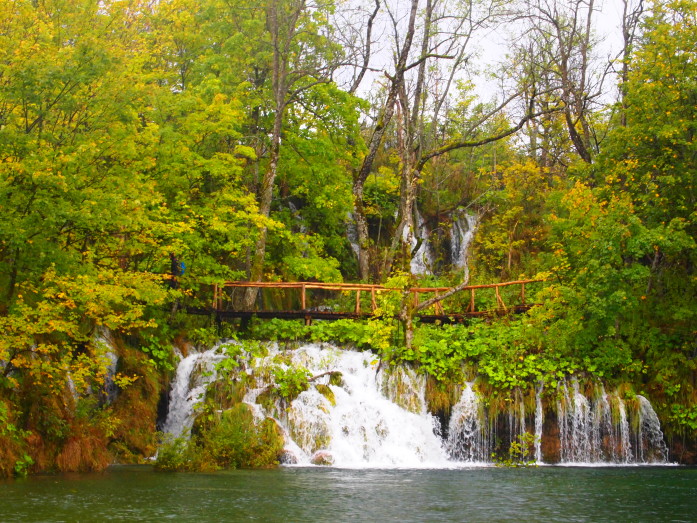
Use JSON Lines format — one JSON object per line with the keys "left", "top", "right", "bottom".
{"left": 155, "top": 404, "right": 283, "bottom": 472}
{"left": 272, "top": 366, "right": 311, "bottom": 402}
{"left": 492, "top": 432, "right": 538, "bottom": 468}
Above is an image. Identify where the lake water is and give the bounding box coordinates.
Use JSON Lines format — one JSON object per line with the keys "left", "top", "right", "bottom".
{"left": 2, "top": 465, "right": 696, "bottom": 522}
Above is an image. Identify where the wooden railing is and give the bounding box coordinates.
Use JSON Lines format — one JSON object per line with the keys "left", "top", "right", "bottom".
{"left": 211, "top": 279, "right": 540, "bottom": 320}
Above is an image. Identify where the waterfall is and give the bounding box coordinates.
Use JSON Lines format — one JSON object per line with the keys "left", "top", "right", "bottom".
{"left": 451, "top": 212, "right": 479, "bottom": 271}
{"left": 534, "top": 382, "right": 543, "bottom": 463}
{"left": 346, "top": 212, "right": 360, "bottom": 259}
{"left": 636, "top": 395, "right": 669, "bottom": 463}
{"left": 288, "top": 201, "right": 307, "bottom": 234}
{"left": 103, "top": 348, "right": 120, "bottom": 405}
{"left": 163, "top": 343, "right": 671, "bottom": 466}
{"left": 554, "top": 379, "right": 669, "bottom": 464}
{"left": 161, "top": 348, "right": 225, "bottom": 437}
{"left": 445, "top": 384, "right": 490, "bottom": 463}
{"left": 95, "top": 330, "right": 120, "bottom": 405}
{"left": 253, "top": 344, "right": 448, "bottom": 468}
{"left": 402, "top": 208, "right": 434, "bottom": 276}
{"left": 617, "top": 397, "right": 632, "bottom": 463}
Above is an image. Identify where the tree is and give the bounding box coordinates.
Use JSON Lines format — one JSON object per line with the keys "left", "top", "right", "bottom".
{"left": 351, "top": 0, "right": 421, "bottom": 280}
{"left": 0, "top": 0, "right": 176, "bottom": 473}
{"left": 242, "top": 0, "right": 345, "bottom": 306}
{"left": 518, "top": 0, "right": 608, "bottom": 164}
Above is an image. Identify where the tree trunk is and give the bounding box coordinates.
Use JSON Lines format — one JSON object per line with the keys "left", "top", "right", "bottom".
{"left": 243, "top": 2, "right": 289, "bottom": 308}
{"left": 351, "top": 0, "right": 420, "bottom": 281}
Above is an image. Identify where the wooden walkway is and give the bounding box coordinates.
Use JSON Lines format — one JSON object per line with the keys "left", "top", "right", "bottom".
{"left": 194, "top": 280, "right": 539, "bottom": 324}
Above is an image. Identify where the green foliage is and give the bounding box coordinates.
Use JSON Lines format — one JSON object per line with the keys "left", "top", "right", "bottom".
{"left": 474, "top": 161, "right": 552, "bottom": 279}
{"left": 669, "top": 404, "right": 697, "bottom": 432}
{"left": 139, "top": 332, "right": 175, "bottom": 371}
{"left": 153, "top": 436, "right": 193, "bottom": 472}
{"left": 248, "top": 319, "right": 309, "bottom": 341}
{"left": 272, "top": 366, "right": 311, "bottom": 402}
{"left": 1, "top": 0, "right": 696, "bottom": 474}
{"left": 492, "top": 432, "right": 538, "bottom": 468}
{"left": 247, "top": 317, "right": 398, "bottom": 353}
{"left": 155, "top": 404, "right": 283, "bottom": 472}
{"left": 13, "top": 454, "right": 34, "bottom": 478}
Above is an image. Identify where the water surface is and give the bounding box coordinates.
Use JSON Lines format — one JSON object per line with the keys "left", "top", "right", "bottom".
{"left": 2, "top": 465, "right": 695, "bottom": 522}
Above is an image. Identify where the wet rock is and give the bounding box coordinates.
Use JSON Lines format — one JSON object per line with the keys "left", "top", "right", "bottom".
{"left": 310, "top": 451, "right": 334, "bottom": 466}
{"left": 315, "top": 384, "right": 336, "bottom": 406}
{"left": 278, "top": 449, "right": 298, "bottom": 465}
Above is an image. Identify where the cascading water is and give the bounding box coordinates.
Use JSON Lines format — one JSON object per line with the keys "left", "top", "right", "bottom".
{"left": 445, "top": 383, "right": 490, "bottom": 462}
{"left": 451, "top": 212, "right": 479, "bottom": 271}
{"left": 252, "top": 344, "right": 448, "bottom": 467}
{"left": 534, "top": 382, "right": 544, "bottom": 462}
{"left": 636, "top": 395, "right": 669, "bottom": 463}
{"left": 163, "top": 343, "right": 670, "bottom": 466}
{"left": 162, "top": 348, "right": 225, "bottom": 437}
{"left": 103, "top": 348, "right": 120, "bottom": 405}
{"left": 559, "top": 380, "right": 593, "bottom": 462}
{"left": 346, "top": 212, "right": 360, "bottom": 259}
{"left": 555, "top": 380, "right": 668, "bottom": 464}
{"left": 617, "top": 397, "right": 632, "bottom": 463}
{"left": 94, "top": 330, "right": 121, "bottom": 405}
{"left": 402, "top": 209, "right": 434, "bottom": 276}
{"left": 288, "top": 201, "right": 307, "bottom": 234}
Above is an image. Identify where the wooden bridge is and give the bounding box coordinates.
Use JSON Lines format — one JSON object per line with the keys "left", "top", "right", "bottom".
{"left": 200, "top": 279, "right": 540, "bottom": 325}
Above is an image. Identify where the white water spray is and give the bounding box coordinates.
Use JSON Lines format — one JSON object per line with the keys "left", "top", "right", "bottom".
{"left": 636, "top": 395, "right": 669, "bottom": 463}
{"left": 402, "top": 209, "right": 434, "bottom": 275}
{"left": 534, "top": 382, "right": 544, "bottom": 463}
{"left": 451, "top": 212, "right": 479, "bottom": 271}
{"left": 162, "top": 348, "right": 225, "bottom": 437}
{"left": 254, "top": 344, "right": 449, "bottom": 468}
{"left": 445, "top": 384, "right": 490, "bottom": 463}
{"left": 162, "top": 344, "right": 670, "bottom": 467}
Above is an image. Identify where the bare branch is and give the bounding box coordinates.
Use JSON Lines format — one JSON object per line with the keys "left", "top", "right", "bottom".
{"left": 349, "top": 0, "right": 381, "bottom": 94}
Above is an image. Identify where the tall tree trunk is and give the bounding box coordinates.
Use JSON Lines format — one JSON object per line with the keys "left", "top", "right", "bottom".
{"left": 243, "top": 105, "right": 283, "bottom": 308}
{"left": 243, "top": 0, "right": 290, "bottom": 308}
{"left": 352, "top": 0, "right": 420, "bottom": 281}
{"left": 384, "top": 0, "right": 433, "bottom": 277}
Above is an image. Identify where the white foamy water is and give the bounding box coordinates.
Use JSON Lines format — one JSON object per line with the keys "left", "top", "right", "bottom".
{"left": 451, "top": 211, "right": 479, "bottom": 271}
{"left": 255, "top": 344, "right": 450, "bottom": 468}
{"left": 402, "top": 209, "right": 434, "bottom": 276}
{"left": 445, "top": 383, "right": 490, "bottom": 462}
{"left": 162, "top": 342, "right": 671, "bottom": 467}
{"left": 534, "top": 382, "right": 544, "bottom": 463}
{"left": 161, "top": 348, "right": 225, "bottom": 437}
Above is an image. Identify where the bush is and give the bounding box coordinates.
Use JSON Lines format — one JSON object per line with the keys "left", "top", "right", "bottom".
{"left": 155, "top": 404, "right": 284, "bottom": 471}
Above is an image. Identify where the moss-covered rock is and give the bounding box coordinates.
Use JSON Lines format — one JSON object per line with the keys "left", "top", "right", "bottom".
{"left": 310, "top": 450, "right": 334, "bottom": 466}
{"left": 287, "top": 393, "right": 332, "bottom": 454}
{"left": 109, "top": 343, "right": 163, "bottom": 463}
{"left": 156, "top": 404, "right": 284, "bottom": 471}
{"left": 256, "top": 388, "right": 280, "bottom": 417}
{"left": 315, "top": 384, "right": 336, "bottom": 406}
{"left": 328, "top": 371, "right": 344, "bottom": 387}
{"left": 381, "top": 365, "right": 426, "bottom": 414}
{"left": 425, "top": 376, "right": 461, "bottom": 418}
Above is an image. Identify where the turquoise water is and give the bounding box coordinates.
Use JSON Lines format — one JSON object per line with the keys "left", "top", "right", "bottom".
{"left": 2, "top": 465, "right": 696, "bottom": 522}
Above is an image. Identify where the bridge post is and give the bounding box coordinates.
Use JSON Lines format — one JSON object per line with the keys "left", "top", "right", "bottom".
{"left": 495, "top": 286, "right": 507, "bottom": 311}
{"left": 434, "top": 291, "right": 444, "bottom": 315}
